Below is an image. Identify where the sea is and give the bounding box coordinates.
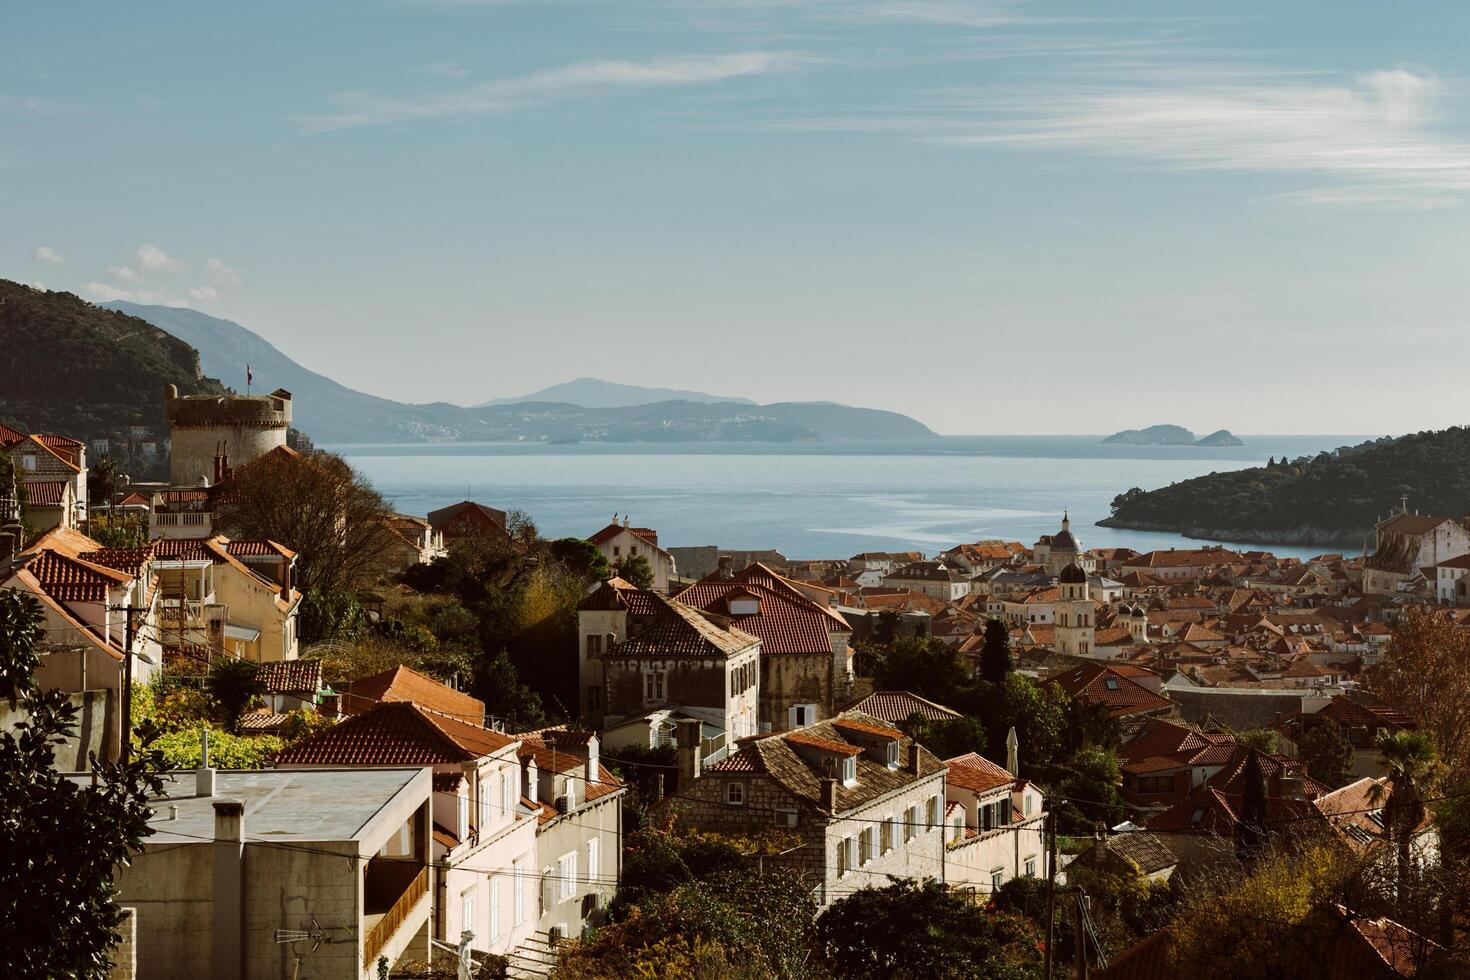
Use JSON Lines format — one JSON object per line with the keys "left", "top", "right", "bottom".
{"left": 327, "top": 435, "right": 1375, "bottom": 563}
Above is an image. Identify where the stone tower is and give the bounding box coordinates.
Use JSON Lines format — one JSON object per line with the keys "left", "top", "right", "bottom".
{"left": 1055, "top": 561, "right": 1094, "bottom": 656}
{"left": 164, "top": 384, "right": 291, "bottom": 485}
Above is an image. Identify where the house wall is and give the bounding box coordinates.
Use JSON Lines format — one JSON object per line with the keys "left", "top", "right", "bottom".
{"left": 603, "top": 654, "right": 729, "bottom": 724}
{"left": 595, "top": 528, "right": 675, "bottom": 592}
{"left": 213, "top": 564, "right": 298, "bottom": 662}
{"left": 533, "top": 792, "right": 624, "bottom": 942}
{"left": 762, "top": 651, "right": 833, "bottom": 731}
{"left": 577, "top": 608, "right": 627, "bottom": 719}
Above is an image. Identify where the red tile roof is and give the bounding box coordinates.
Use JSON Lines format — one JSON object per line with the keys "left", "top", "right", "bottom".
{"left": 20, "top": 480, "right": 69, "bottom": 506}
{"left": 846, "top": 690, "right": 961, "bottom": 724}
{"left": 831, "top": 717, "right": 904, "bottom": 740}
{"left": 0, "top": 421, "right": 26, "bottom": 451}
{"left": 24, "top": 549, "right": 132, "bottom": 601}
{"left": 945, "top": 752, "right": 1014, "bottom": 794}
{"left": 339, "top": 664, "right": 485, "bottom": 724}
{"left": 256, "top": 658, "right": 323, "bottom": 695}
{"left": 675, "top": 563, "right": 850, "bottom": 655}
{"left": 1050, "top": 662, "right": 1173, "bottom": 718}
{"left": 274, "top": 700, "right": 516, "bottom": 765}
{"left": 783, "top": 731, "right": 864, "bottom": 756}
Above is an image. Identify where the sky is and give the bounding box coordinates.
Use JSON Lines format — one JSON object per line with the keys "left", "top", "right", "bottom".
{"left": 6, "top": 1, "right": 1470, "bottom": 435}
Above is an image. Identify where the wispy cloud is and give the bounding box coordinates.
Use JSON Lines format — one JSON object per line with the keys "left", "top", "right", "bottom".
{"left": 205, "top": 257, "right": 241, "bottom": 286}
{"left": 136, "top": 243, "right": 183, "bottom": 271}
{"left": 413, "top": 60, "right": 470, "bottom": 79}
{"left": 33, "top": 245, "right": 64, "bottom": 264}
{"left": 108, "top": 265, "right": 139, "bottom": 282}
{"left": 301, "top": 51, "right": 803, "bottom": 131}
{"left": 82, "top": 282, "right": 191, "bottom": 307}
{"left": 959, "top": 67, "right": 1470, "bottom": 203}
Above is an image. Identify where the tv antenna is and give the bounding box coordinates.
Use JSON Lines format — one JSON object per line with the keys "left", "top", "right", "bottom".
{"left": 274, "top": 916, "right": 327, "bottom": 951}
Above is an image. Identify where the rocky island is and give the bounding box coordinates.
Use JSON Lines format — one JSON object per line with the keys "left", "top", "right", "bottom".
{"left": 1103, "top": 425, "right": 1243, "bottom": 447}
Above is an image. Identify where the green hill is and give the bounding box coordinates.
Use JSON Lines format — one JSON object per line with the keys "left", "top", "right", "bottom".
{"left": 1099, "top": 428, "right": 1470, "bottom": 546}
{"left": 0, "top": 281, "right": 228, "bottom": 440}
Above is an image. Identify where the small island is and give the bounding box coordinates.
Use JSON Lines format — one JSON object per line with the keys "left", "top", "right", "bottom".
{"left": 1194, "top": 429, "right": 1243, "bottom": 447}
{"left": 1102, "top": 425, "right": 1243, "bottom": 447}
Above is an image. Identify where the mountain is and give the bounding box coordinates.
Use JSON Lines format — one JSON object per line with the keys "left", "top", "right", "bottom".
{"left": 1099, "top": 428, "right": 1470, "bottom": 546}
{"left": 1195, "top": 429, "right": 1243, "bottom": 447}
{"left": 104, "top": 301, "right": 937, "bottom": 443}
{"left": 476, "top": 377, "right": 755, "bottom": 408}
{"left": 1102, "top": 425, "right": 1197, "bottom": 445}
{"left": 0, "top": 282, "right": 228, "bottom": 440}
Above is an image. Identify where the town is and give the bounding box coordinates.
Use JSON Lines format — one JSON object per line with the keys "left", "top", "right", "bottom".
{"left": 3, "top": 384, "right": 1467, "bottom": 979}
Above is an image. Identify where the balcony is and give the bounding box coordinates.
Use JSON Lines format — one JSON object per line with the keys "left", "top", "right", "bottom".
{"left": 362, "top": 861, "right": 428, "bottom": 969}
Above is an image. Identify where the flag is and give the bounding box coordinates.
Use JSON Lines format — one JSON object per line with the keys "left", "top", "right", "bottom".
{"left": 246, "top": 364, "right": 252, "bottom": 388}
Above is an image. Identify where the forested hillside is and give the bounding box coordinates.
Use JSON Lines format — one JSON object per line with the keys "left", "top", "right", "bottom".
{"left": 0, "top": 281, "right": 228, "bottom": 439}
{"left": 1099, "top": 428, "right": 1470, "bottom": 545}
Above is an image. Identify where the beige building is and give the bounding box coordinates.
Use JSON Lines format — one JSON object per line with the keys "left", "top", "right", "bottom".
{"left": 588, "top": 517, "right": 677, "bottom": 592}
{"left": 85, "top": 766, "right": 434, "bottom": 980}
{"left": 164, "top": 384, "right": 291, "bottom": 486}
{"left": 942, "top": 747, "right": 1047, "bottom": 895}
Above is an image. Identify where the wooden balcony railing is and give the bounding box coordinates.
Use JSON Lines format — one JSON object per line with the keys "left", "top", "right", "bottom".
{"left": 362, "top": 865, "right": 428, "bottom": 968}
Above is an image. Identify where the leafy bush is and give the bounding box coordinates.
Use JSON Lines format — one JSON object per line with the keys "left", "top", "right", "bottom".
{"left": 152, "top": 724, "right": 282, "bottom": 769}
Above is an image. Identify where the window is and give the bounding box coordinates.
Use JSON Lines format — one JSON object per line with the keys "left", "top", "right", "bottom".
{"left": 479, "top": 783, "right": 492, "bottom": 831}
{"left": 1025, "top": 857, "right": 1037, "bottom": 877}
{"left": 773, "top": 808, "right": 798, "bottom": 828}
{"left": 926, "top": 795, "right": 940, "bottom": 829}
{"left": 886, "top": 741, "right": 900, "bottom": 769}
{"left": 789, "top": 703, "right": 817, "bottom": 729}
{"left": 1104, "top": 677, "right": 1119, "bottom": 690}
{"left": 726, "top": 783, "right": 745, "bottom": 806}
{"left": 859, "top": 828, "right": 874, "bottom": 865}
{"left": 513, "top": 863, "right": 526, "bottom": 924}
{"left": 588, "top": 838, "right": 599, "bottom": 879}
{"left": 842, "top": 756, "right": 857, "bottom": 785}
{"left": 503, "top": 771, "right": 518, "bottom": 813}
{"left": 462, "top": 889, "right": 477, "bottom": 935}
{"left": 991, "top": 868, "right": 1005, "bottom": 891}
{"left": 903, "top": 805, "right": 916, "bottom": 842}
{"left": 587, "top": 685, "right": 602, "bottom": 711}
{"left": 613, "top": 545, "right": 621, "bottom": 557}
{"left": 557, "top": 852, "right": 578, "bottom": 902}
{"left": 1023, "top": 794, "right": 1033, "bottom": 817}
{"left": 459, "top": 793, "right": 470, "bottom": 835}
{"left": 838, "top": 837, "right": 851, "bottom": 877}
{"left": 880, "top": 816, "right": 892, "bottom": 853}
{"left": 489, "top": 878, "right": 500, "bottom": 940}
{"left": 645, "top": 671, "right": 666, "bottom": 702}
{"left": 21, "top": 454, "right": 36, "bottom": 472}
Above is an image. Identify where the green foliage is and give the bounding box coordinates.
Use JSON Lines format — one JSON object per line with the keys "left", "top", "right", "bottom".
{"left": 86, "top": 515, "right": 147, "bottom": 548}
{"left": 866, "top": 635, "right": 968, "bottom": 702}
{"left": 0, "top": 589, "right": 168, "bottom": 978}
{"left": 612, "top": 553, "right": 655, "bottom": 589}
{"left": 814, "top": 879, "right": 1042, "bottom": 980}
{"left": 152, "top": 725, "right": 283, "bottom": 769}
{"left": 954, "top": 674, "right": 1069, "bottom": 777}
{"left": 914, "top": 714, "right": 988, "bottom": 760}
{"left": 1296, "top": 720, "right": 1355, "bottom": 788}
{"left": 1236, "top": 729, "right": 1279, "bottom": 753}
{"left": 300, "top": 587, "right": 366, "bottom": 645}
{"left": 979, "top": 618, "right": 1012, "bottom": 684}
{"left": 1053, "top": 746, "right": 1125, "bottom": 834}
{"left": 206, "top": 658, "right": 264, "bottom": 733}
{"left": 545, "top": 537, "right": 612, "bottom": 582}
{"left": 1103, "top": 428, "right": 1470, "bottom": 540}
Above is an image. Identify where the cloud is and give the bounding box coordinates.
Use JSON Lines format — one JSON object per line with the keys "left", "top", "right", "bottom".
{"left": 413, "top": 61, "right": 470, "bottom": 79}
{"left": 301, "top": 50, "right": 802, "bottom": 131}
{"left": 136, "top": 243, "right": 183, "bottom": 271}
{"left": 189, "top": 285, "right": 220, "bottom": 302}
{"left": 108, "top": 265, "right": 139, "bottom": 282}
{"left": 82, "top": 282, "right": 191, "bottom": 307}
{"left": 33, "top": 245, "right": 64, "bottom": 264}
{"left": 205, "top": 257, "right": 241, "bottom": 286}
{"left": 958, "top": 67, "right": 1470, "bottom": 203}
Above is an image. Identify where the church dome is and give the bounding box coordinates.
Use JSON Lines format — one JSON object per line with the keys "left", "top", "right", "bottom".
{"left": 1059, "top": 562, "right": 1087, "bottom": 584}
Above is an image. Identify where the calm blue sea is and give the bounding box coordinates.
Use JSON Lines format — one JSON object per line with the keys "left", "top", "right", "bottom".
{"left": 328, "top": 435, "right": 1375, "bottom": 562}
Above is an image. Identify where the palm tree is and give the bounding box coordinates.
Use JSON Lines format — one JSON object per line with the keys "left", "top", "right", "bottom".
{"left": 90, "top": 456, "right": 118, "bottom": 523}
{"left": 1370, "top": 730, "right": 1437, "bottom": 896}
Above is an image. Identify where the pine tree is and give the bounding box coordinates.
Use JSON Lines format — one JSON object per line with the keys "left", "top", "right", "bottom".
{"left": 979, "top": 618, "right": 1012, "bottom": 684}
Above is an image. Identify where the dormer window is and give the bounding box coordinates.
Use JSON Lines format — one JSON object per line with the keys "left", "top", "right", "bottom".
{"left": 842, "top": 756, "right": 857, "bottom": 786}
{"left": 886, "top": 741, "right": 900, "bottom": 769}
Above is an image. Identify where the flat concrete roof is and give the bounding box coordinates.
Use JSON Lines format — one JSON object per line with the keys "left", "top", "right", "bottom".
{"left": 68, "top": 767, "right": 427, "bottom": 845}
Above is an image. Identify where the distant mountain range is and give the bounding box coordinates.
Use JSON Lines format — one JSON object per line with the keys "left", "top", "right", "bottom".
{"left": 95, "top": 298, "right": 937, "bottom": 444}
{"left": 1103, "top": 425, "right": 1243, "bottom": 447}
{"left": 475, "top": 378, "right": 755, "bottom": 408}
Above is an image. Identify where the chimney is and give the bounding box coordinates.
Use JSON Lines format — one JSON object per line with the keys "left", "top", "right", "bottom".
{"left": 1006, "top": 726, "right": 1020, "bottom": 776}
{"left": 279, "top": 559, "right": 292, "bottom": 601}
{"left": 821, "top": 777, "right": 839, "bottom": 812}
{"left": 211, "top": 799, "right": 245, "bottom": 980}
{"left": 197, "top": 730, "right": 216, "bottom": 797}
{"left": 908, "top": 743, "right": 922, "bottom": 775}
{"left": 675, "top": 717, "right": 702, "bottom": 786}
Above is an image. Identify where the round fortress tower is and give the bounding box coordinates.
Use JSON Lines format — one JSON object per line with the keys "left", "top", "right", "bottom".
{"left": 164, "top": 384, "right": 292, "bottom": 485}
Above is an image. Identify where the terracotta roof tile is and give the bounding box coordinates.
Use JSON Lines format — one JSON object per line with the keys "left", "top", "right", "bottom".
{"left": 20, "top": 479, "right": 69, "bottom": 506}
{"left": 675, "top": 563, "right": 850, "bottom": 654}
{"left": 846, "top": 690, "right": 961, "bottom": 724}
{"left": 275, "top": 700, "right": 515, "bottom": 765}
{"left": 339, "top": 664, "right": 485, "bottom": 724}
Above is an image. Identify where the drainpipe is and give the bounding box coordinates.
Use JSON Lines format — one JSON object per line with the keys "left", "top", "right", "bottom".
{"left": 212, "top": 799, "right": 245, "bottom": 980}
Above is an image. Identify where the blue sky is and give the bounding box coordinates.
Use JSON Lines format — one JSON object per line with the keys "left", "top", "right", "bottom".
{"left": 6, "top": 1, "right": 1470, "bottom": 434}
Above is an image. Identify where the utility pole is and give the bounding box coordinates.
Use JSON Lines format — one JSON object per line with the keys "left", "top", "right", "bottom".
{"left": 1074, "top": 890, "right": 1089, "bottom": 980}
{"left": 120, "top": 605, "right": 136, "bottom": 766}
{"left": 1043, "top": 802, "right": 1058, "bottom": 980}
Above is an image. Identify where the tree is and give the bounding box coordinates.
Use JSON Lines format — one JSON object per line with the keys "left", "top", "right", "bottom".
{"left": 979, "top": 618, "right": 1012, "bottom": 684}
{"left": 0, "top": 589, "right": 166, "bottom": 978}
{"left": 1056, "top": 746, "right": 1125, "bottom": 833}
{"left": 814, "top": 879, "right": 1042, "bottom": 979}
{"left": 870, "top": 636, "right": 967, "bottom": 701}
{"left": 299, "top": 586, "right": 366, "bottom": 645}
{"left": 206, "top": 657, "right": 264, "bottom": 733}
{"left": 1369, "top": 608, "right": 1470, "bottom": 782}
{"left": 612, "top": 553, "right": 654, "bottom": 589}
{"left": 1235, "top": 750, "right": 1269, "bottom": 863}
{"left": 1371, "top": 730, "right": 1438, "bottom": 896}
{"left": 915, "top": 715, "right": 988, "bottom": 760}
{"left": 544, "top": 537, "right": 611, "bottom": 582}
{"left": 88, "top": 455, "right": 120, "bottom": 519}
{"left": 219, "top": 448, "right": 397, "bottom": 598}
{"left": 1296, "top": 720, "right": 1355, "bottom": 789}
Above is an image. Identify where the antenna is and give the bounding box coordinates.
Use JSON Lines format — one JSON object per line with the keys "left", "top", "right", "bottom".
{"left": 275, "top": 916, "right": 328, "bottom": 951}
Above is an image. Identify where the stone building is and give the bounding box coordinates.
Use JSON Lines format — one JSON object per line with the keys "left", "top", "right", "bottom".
{"left": 599, "top": 594, "right": 762, "bottom": 750}
{"left": 164, "top": 383, "right": 291, "bottom": 486}
{"left": 1054, "top": 562, "right": 1095, "bottom": 656}
{"left": 666, "top": 711, "right": 947, "bottom": 905}
{"left": 675, "top": 563, "right": 854, "bottom": 732}
{"left": 576, "top": 577, "right": 664, "bottom": 721}
{"left": 1363, "top": 503, "right": 1470, "bottom": 596}
{"left": 1033, "top": 512, "right": 1093, "bottom": 577}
